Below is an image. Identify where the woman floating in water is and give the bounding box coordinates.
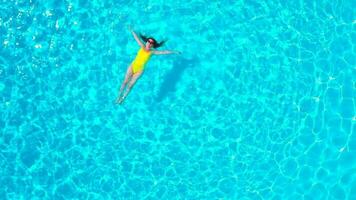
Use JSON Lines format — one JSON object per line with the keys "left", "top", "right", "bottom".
{"left": 116, "top": 26, "right": 181, "bottom": 104}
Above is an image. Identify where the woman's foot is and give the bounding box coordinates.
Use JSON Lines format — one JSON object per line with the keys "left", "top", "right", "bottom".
{"left": 116, "top": 96, "right": 125, "bottom": 104}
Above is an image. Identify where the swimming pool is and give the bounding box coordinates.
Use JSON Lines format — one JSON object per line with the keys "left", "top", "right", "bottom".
{"left": 0, "top": 0, "right": 355, "bottom": 199}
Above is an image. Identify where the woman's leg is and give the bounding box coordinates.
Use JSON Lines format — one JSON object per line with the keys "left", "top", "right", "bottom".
{"left": 117, "top": 70, "right": 143, "bottom": 104}
{"left": 118, "top": 65, "right": 133, "bottom": 97}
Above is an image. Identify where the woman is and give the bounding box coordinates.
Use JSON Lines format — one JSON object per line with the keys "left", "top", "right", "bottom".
{"left": 116, "top": 26, "right": 181, "bottom": 104}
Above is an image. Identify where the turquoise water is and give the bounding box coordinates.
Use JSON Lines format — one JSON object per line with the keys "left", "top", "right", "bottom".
{"left": 1, "top": 0, "right": 355, "bottom": 199}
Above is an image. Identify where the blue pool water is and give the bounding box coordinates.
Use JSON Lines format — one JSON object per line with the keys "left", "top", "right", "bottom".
{"left": 1, "top": 0, "right": 355, "bottom": 199}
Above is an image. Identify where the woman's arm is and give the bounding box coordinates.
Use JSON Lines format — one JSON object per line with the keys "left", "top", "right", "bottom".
{"left": 128, "top": 26, "right": 144, "bottom": 48}
{"left": 151, "top": 50, "right": 181, "bottom": 55}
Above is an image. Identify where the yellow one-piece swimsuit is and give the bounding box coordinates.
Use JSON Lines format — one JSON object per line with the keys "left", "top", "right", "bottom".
{"left": 131, "top": 48, "right": 152, "bottom": 74}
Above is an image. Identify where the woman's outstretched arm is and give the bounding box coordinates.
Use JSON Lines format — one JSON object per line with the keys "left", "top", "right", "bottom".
{"left": 151, "top": 50, "right": 181, "bottom": 55}
{"left": 128, "top": 26, "right": 144, "bottom": 47}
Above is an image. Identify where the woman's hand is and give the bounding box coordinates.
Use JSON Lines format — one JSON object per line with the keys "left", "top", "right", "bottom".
{"left": 128, "top": 26, "right": 144, "bottom": 47}
{"left": 172, "top": 51, "right": 182, "bottom": 54}
{"left": 127, "top": 25, "right": 133, "bottom": 32}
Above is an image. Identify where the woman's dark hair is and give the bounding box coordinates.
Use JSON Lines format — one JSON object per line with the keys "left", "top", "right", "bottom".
{"left": 140, "top": 33, "right": 166, "bottom": 48}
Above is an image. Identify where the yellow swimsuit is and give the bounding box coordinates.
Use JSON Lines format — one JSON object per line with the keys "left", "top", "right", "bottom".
{"left": 132, "top": 48, "right": 152, "bottom": 74}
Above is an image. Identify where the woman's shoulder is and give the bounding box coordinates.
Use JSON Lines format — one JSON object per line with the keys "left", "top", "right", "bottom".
{"left": 142, "top": 48, "right": 152, "bottom": 53}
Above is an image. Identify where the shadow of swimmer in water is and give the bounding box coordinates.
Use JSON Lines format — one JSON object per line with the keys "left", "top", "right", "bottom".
{"left": 155, "top": 57, "right": 197, "bottom": 103}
